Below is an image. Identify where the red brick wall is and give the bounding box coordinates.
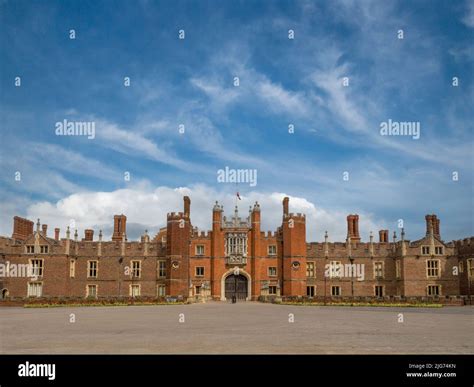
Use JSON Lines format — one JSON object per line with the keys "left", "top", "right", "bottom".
{"left": 0, "top": 208, "right": 468, "bottom": 301}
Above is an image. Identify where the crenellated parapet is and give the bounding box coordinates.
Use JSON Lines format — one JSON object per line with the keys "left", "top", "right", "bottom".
{"left": 167, "top": 212, "right": 190, "bottom": 221}
{"left": 307, "top": 241, "right": 394, "bottom": 259}
{"left": 192, "top": 230, "right": 211, "bottom": 239}
{"left": 455, "top": 237, "right": 474, "bottom": 254}
{"left": 260, "top": 231, "right": 277, "bottom": 238}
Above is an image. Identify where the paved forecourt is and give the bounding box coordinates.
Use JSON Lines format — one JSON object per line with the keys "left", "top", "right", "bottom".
{"left": 0, "top": 302, "right": 472, "bottom": 354}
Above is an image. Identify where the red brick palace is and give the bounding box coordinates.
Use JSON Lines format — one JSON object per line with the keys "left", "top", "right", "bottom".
{"left": 0, "top": 196, "right": 473, "bottom": 302}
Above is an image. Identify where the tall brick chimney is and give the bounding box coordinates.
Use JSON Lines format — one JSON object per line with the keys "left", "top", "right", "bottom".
{"left": 54, "top": 228, "right": 60, "bottom": 240}
{"left": 379, "top": 229, "right": 388, "bottom": 243}
{"left": 184, "top": 196, "right": 191, "bottom": 217}
{"left": 84, "top": 229, "right": 94, "bottom": 241}
{"left": 283, "top": 197, "right": 289, "bottom": 217}
{"left": 346, "top": 214, "right": 360, "bottom": 242}
{"left": 425, "top": 214, "right": 441, "bottom": 238}
{"left": 12, "top": 216, "right": 34, "bottom": 241}
{"left": 42, "top": 224, "right": 48, "bottom": 236}
{"left": 425, "top": 215, "right": 434, "bottom": 236}
{"left": 433, "top": 216, "right": 440, "bottom": 238}
{"left": 112, "top": 214, "right": 127, "bottom": 242}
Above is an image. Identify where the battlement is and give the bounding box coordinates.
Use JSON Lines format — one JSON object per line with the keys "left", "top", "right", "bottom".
{"left": 456, "top": 237, "right": 474, "bottom": 246}
{"left": 455, "top": 237, "right": 474, "bottom": 255}
{"left": 67, "top": 240, "right": 163, "bottom": 256}
{"left": 306, "top": 241, "right": 394, "bottom": 257}
{"left": 167, "top": 212, "right": 190, "bottom": 221}
{"left": 192, "top": 230, "right": 211, "bottom": 238}
{"left": 284, "top": 213, "right": 306, "bottom": 220}
{"left": 259, "top": 231, "right": 277, "bottom": 238}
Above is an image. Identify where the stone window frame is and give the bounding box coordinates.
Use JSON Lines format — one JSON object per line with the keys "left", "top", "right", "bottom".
{"left": 130, "top": 284, "right": 141, "bottom": 297}
{"left": 374, "top": 285, "right": 384, "bottom": 298}
{"left": 331, "top": 285, "right": 341, "bottom": 296}
{"left": 268, "top": 267, "right": 277, "bottom": 277}
{"left": 395, "top": 260, "right": 401, "bottom": 279}
{"left": 426, "top": 284, "right": 441, "bottom": 296}
{"left": 69, "top": 259, "right": 75, "bottom": 278}
{"left": 268, "top": 285, "right": 277, "bottom": 295}
{"left": 468, "top": 259, "right": 474, "bottom": 278}
{"left": 86, "top": 284, "right": 98, "bottom": 298}
{"left": 329, "top": 261, "right": 342, "bottom": 279}
{"left": 195, "top": 266, "right": 205, "bottom": 277}
{"left": 434, "top": 246, "right": 444, "bottom": 255}
{"left": 306, "top": 285, "right": 316, "bottom": 297}
{"left": 268, "top": 245, "right": 277, "bottom": 256}
{"left": 195, "top": 245, "right": 205, "bottom": 256}
{"left": 40, "top": 245, "right": 49, "bottom": 254}
{"left": 421, "top": 246, "right": 430, "bottom": 255}
{"left": 306, "top": 261, "right": 315, "bottom": 278}
{"left": 157, "top": 260, "right": 166, "bottom": 278}
{"left": 131, "top": 260, "right": 141, "bottom": 278}
{"left": 225, "top": 233, "right": 248, "bottom": 257}
{"left": 27, "top": 281, "right": 43, "bottom": 297}
{"left": 373, "top": 261, "right": 384, "bottom": 279}
{"left": 426, "top": 259, "right": 440, "bottom": 278}
{"left": 29, "top": 258, "right": 44, "bottom": 277}
{"left": 26, "top": 245, "right": 35, "bottom": 254}
{"left": 87, "top": 260, "right": 98, "bottom": 278}
{"left": 157, "top": 284, "right": 166, "bottom": 297}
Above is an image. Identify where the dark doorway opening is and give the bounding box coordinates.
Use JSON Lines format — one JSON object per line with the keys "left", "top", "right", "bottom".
{"left": 225, "top": 274, "right": 248, "bottom": 301}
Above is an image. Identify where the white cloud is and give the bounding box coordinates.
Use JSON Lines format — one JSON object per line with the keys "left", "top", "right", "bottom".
{"left": 23, "top": 184, "right": 383, "bottom": 242}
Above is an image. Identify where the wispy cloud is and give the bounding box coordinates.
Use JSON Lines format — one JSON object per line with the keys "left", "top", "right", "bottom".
{"left": 462, "top": 0, "right": 474, "bottom": 28}
{"left": 93, "top": 118, "right": 206, "bottom": 173}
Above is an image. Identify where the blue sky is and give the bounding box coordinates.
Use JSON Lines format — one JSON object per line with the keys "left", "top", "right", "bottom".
{"left": 0, "top": 0, "right": 473, "bottom": 242}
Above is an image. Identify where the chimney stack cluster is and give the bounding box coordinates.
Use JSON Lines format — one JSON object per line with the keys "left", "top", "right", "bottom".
{"left": 425, "top": 214, "right": 440, "bottom": 238}
{"left": 12, "top": 216, "right": 34, "bottom": 241}
{"left": 184, "top": 196, "right": 191, "bottom": 217}
{"left": 379, "top": 230, "right": 389, "bottom": 243}
{"left": 346, "top": 214, "right": 360, "bottom": 242}
{"left": 84, "top": 229, "right": 94, "bottom": 241}
{"left": 112, "top": 214, "right": 127, "bottom": 242}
